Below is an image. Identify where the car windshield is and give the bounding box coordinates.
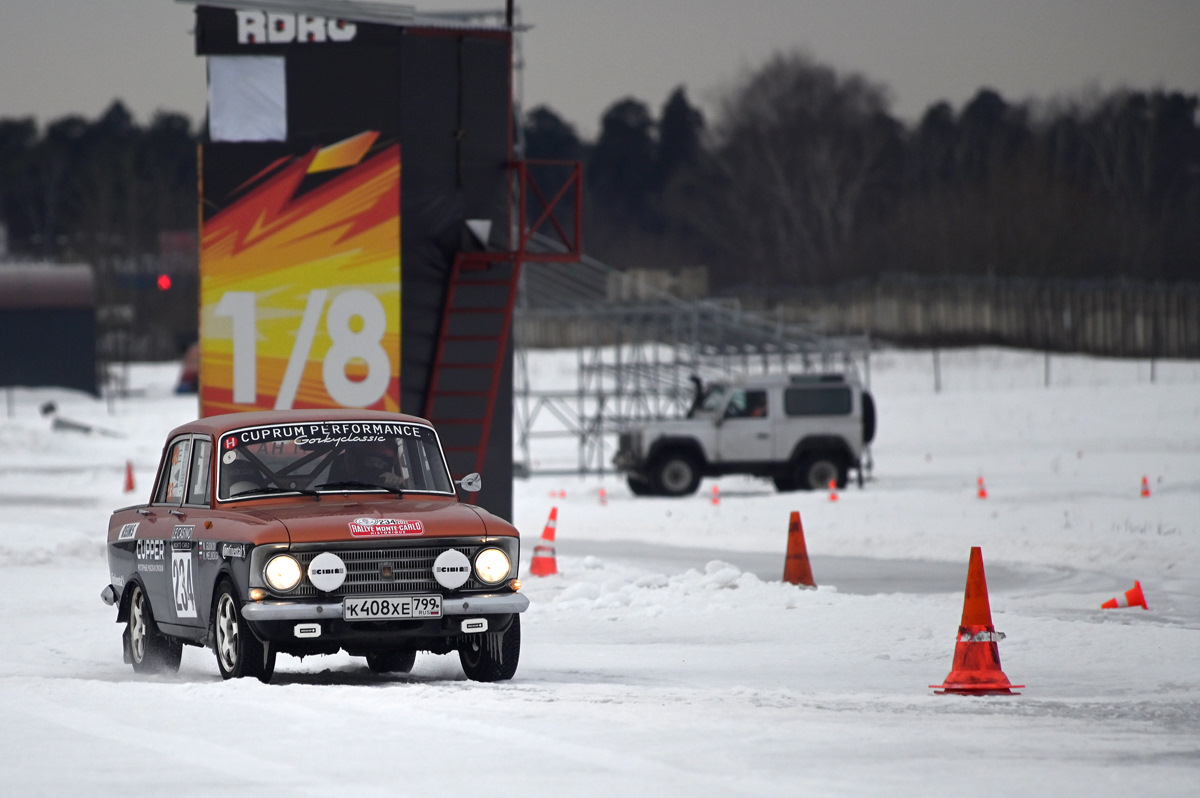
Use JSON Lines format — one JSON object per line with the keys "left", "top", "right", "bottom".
{"left": 217, "top": 420, "right": 454, "bottom": 501}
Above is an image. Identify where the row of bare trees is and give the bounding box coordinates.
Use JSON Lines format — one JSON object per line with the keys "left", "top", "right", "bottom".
{"left": 527, "top": 52, "right": 1200, "bottom": 293}
{"left": 1, "top": 51, "right": 1196, "bottom": 301}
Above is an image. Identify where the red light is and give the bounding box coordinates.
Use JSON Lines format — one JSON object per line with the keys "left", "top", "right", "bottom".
{"left": 156, "top": 274, "right": 172, "bottom": 291}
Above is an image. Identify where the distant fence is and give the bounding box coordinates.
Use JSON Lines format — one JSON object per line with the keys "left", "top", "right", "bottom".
{"left": 781, "top": 278, "right": 1200, "bottom": 359}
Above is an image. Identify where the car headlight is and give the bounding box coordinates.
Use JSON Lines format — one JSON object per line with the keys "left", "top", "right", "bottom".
{"left": 264, "top": 554, "right": 303, "bottom": 592}
{"left": 473, "top": 548, "right": 511, "bottom": 585}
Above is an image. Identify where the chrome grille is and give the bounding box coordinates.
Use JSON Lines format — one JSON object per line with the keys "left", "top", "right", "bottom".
{"left": 290, "top": 545, "right": 484, "bottom": 597}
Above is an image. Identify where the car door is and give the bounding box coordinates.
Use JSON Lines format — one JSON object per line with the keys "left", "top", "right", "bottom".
{"left": 135, "top": 435, "right": 192, "bottom": 632}
{"left": 173, "top": 435, "right": 215, "bottom": 631}
{"left": 716, "top": 388, "right": 774, "bottom": 462}
{"left": 142, "top": 435, "right": 212, "bottom": 634}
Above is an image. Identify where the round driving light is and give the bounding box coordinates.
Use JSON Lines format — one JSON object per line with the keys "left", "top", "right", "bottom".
{"left": 474, "top": 548, "right": 511, "bottom": 585}
{"left": 433, "top": 549, "right": 471, "bottom": 589}
{"left": 308, "top": 551, "right": 347, "bottom": 592}
{"left": 264, "top": 554, "right": 302, "bottom": 592}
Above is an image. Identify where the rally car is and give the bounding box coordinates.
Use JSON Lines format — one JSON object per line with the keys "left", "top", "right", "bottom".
{"left": 101, "top": 409, "right": 527, "bottom": 683}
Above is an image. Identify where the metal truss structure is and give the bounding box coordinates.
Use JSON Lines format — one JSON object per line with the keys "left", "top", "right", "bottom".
{"left": 512, "top": 246, "right": 872, "bottom": 476}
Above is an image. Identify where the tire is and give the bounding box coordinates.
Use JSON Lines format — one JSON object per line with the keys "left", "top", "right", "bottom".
{"left": 365, "top": 649, "right": 417, "bottom": 674}
{"left": 650, "top": 451, "right": 701, "bottom": 497}
{"left": 212, "top": 581, "right": 276, "bottom": 683}
{"left": 862, "top": 391, "right": 877, "bottom": 444}
{"left": 459, "top": 615, "right": 520, "bottom": 682}
{"left": 799, "top": 454, "right": 845, "bottom": 491}
{"left": 126, "top": 583, "right": 182, "bottom": 674}
{"left": 627, "top": 476, "right": 655, "bottom": 496}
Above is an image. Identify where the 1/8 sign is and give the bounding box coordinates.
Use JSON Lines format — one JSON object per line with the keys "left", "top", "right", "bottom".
{"left": 215, "top": 289, "right": 392, "bottom": 409}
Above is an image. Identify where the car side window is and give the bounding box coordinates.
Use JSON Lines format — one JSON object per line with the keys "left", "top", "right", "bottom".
{"left": 186, "top": 438, "right": 212, "bottom": 506}
{"left": 155, "top": 438, "right": 192, "bottom": 504}
{"left": 725, "top": 389, "right": 768, "bottom": 419}
{"left": 784, "top": 386, "right": 852, "bottom": 416}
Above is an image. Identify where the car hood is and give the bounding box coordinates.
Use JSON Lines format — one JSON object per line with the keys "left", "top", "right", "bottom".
{"left": 635, "top": 418, "right": 714, "bottom": 435}
{"left": 237, "top": 499, "right": 513, "bottom": 544}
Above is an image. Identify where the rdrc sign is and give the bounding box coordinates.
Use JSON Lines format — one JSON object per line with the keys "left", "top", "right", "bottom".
{"left": 235, "top": 11, "right": 357, "bottom": 44}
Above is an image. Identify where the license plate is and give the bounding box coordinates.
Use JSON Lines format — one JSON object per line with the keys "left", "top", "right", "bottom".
{"left": 342, "top": 595, "right": 442, "bottom": 621}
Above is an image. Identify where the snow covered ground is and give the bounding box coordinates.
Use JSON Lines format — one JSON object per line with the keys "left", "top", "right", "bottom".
{"left": 1, "top": 347, "right": 1197, "bottom": 797}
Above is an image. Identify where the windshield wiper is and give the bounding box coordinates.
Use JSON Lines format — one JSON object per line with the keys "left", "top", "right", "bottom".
{"left": 229, "top": 485, "right": 320, "bottom": 500}
{"left": 314, "top": 481, "right": 402, "bottom": 496}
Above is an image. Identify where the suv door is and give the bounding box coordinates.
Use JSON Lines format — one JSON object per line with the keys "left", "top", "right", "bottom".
{"left": 715, "top": 388, "right": 773, "bottom": 462}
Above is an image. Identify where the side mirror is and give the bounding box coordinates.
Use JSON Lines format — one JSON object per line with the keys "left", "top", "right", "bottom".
{"left": 457, "top": 472, "right": 482, "bottom": 493}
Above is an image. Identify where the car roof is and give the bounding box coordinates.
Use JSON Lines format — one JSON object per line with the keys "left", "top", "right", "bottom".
{"left": 716, "top": 372, "right": 859, "bottom": 388}
{"left": 165, "top": 409, "right": 434, "bottom": 440}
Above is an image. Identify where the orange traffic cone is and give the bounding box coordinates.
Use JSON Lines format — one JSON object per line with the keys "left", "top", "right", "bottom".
{"left": 782, "top": 511, "right": 816, "bottom": 588}
{"left": 711, "top": 484, "right": 720, "bottom": 506}
{"left": 828, "top": 479, "right": 839, "bottom": 502}
{"left": 1102, "top": 580, "right": 1148, "bottom": 610}
{"left": 1140, "top": 476, "right": 1150, "bottom": 498}
{"left": 529, "top": 507, "right": 558, "bottom": 576}
{"left": 977, "top": 476, "right": 988, "bottom": 499}
{"left": 599, "top": 487, "right": 608, "bottom": 506}
{"left": 123, "top": 461, "right": 136, "bottom": 493}
{"left": 930, "top": 546, "right": 1024, "bottom": 695}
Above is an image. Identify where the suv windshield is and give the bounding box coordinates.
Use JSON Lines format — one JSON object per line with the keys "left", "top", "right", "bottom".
{"left": 689, "top": 384, "right": 729, "bottom": 418}
{"left": 217, "top": 420, "right": 454, "bottom": 501}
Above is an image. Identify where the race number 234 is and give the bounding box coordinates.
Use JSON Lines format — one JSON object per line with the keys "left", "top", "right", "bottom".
{"left": 171, "top": 550, "right": 197, "bottom": 619}
{"left": 215, "top": 289, "right": 391, "bottom": 409}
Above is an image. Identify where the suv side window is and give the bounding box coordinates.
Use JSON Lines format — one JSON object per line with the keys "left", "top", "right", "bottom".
{"left": 784, "top": 386, "right": 851, "bottom": 416}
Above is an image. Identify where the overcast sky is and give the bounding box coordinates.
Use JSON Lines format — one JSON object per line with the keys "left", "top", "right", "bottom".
{"left": 3, "top": 1, "right": 1198, "bottom": 138}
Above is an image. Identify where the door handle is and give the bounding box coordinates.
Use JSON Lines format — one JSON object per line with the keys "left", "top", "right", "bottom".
{"left": 169, "top": 509, "right": 186, "bottom": 518}
{"left": 756, "top": 432, "right": 770, "bottom": 439}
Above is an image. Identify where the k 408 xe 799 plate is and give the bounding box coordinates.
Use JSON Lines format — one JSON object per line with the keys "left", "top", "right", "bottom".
{"left": 342, "top": 595, "right": 442, "bottom": 621}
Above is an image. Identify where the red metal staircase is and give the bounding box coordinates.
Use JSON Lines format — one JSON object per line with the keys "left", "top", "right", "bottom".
{"left": 424, "top": 160, "right": 582, "bottom": 496}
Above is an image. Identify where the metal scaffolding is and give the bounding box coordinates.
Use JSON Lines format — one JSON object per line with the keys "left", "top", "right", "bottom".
{"left": 512, "top": 247, "right": 871, "bottom": 476}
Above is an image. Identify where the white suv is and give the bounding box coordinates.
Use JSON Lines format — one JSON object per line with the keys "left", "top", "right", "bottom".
{"left": 613, "top": 373, "right": 875, "bottom": 496}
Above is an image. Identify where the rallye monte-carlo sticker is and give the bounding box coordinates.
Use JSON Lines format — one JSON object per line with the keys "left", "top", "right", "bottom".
{"left": 349, "top": 517, "right": 424, "bottom": 537}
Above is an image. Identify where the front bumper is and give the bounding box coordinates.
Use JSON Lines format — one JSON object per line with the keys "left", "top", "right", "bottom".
{"left": 241, "top": 590, "right": 529, "bottom": 622}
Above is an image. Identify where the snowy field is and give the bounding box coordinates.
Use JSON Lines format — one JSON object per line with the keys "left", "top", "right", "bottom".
{"left": 1, "top": 347, "right": 1198, "bottom": 797}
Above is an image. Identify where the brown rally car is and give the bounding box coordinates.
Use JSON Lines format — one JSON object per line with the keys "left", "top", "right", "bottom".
{"left": 101, "top": 409, "right": 528, "bottom": 683}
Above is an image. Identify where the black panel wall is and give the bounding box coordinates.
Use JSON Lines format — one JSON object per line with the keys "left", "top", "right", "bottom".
{"left": 195, "top": 7, "right": 514, "bottom": 519}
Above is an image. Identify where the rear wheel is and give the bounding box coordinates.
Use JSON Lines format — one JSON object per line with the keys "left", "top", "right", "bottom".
{"left": 126, "top": 583, "right": 182, "bottom": 674}
{"left": 459, "top": 615, "right": 521, "bottom": 682}
{"left": 365, "top": 649, "right": 417, "bottom": 674}
{"left": 212, "top": 581, "right": 276, "bottom": 683}
{"left": 650, "top": 452, "right": 701, "bottom": 497}
{"left": 799, "top": 454, "right": 846, "bottom": 491}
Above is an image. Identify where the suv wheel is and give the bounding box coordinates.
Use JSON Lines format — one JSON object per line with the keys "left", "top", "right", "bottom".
{"left": 799, "top": 454, "right": 845, "bottom": 491}
{"left": 651, "top": 451, "right": 701, "bottom": 497}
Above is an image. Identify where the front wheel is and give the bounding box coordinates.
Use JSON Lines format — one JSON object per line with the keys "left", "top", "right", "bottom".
{"left": 459, "top": 615, "right": 521, "bottom": 682}
{"left": 650, "top": 452, "right": 701, "bottom": 497}
{"left": 126, "top": 583, "right": 182, "bottom": 674}
{"left": 212, "top": 581, "right": 276, "bottom": 683}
